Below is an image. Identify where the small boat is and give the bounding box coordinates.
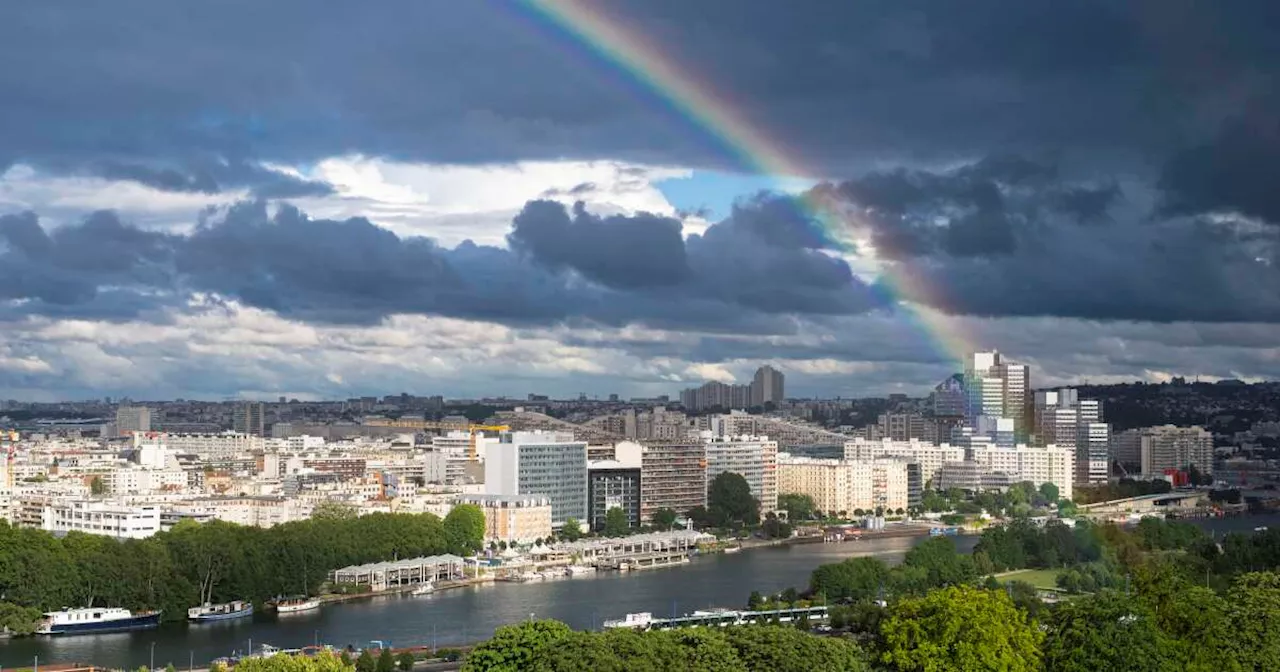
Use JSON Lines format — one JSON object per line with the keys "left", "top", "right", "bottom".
{"left": 538, "top": 570, "right": 561, "bottom": 580}
{"left": 564, "top": 565, "right": 595, "bottom": 576}
{"left": 518, "top": 571, "right": 542, "bottom": 582}
{"left": 274, "top": 597, "right": 321, "bottom": 614}
{"left": 1256, "top": 526, "right": 1269, "bottom": 532}
{"left": 723, "top": 545, "right": 742, "bottom": 554}
{"left": 410, "top": 581, "right": 435, "bottom": 596}
{"left": 189, "top": 600, "right": 254, "bottom": 622}
{"left": 37, "top": 607, "right": 162, "bottom": 635}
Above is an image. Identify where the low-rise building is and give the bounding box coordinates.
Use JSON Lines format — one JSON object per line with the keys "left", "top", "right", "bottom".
{"left": 458, "top": 494, "right": 553, "bottom": 544}
{"left": 41, "top": 498, "right": 161, "bottom": 539}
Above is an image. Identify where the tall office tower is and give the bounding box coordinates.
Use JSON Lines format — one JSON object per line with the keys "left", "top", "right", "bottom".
{"left": 484, "top": 431, "right": 588, "bottom": 527}
{"left": 964, "top": 351, "right": 1031, "bottom": 439}
{"left": 232, "top": 402, "right": 265, "bottom": 436}
{"left": 750, "top": 365, "right": 785, "bottom": 407}
{"left": 932, "top": 374, "right": 967, "bottom": 418}
{"left": 1034, "top": 389, "right": 1108, "bottom": 485}
{"left": 115, "top": 406, "right": 152, "bottom": 437}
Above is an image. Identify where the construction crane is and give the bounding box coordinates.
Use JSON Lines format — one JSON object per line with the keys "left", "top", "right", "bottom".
{"left": 362, "top": 418, "right": 510, "bottom": 460}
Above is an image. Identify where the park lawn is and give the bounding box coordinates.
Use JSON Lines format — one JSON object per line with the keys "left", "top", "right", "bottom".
{"left": 999, "top": 568, "right": 1064, "bottom": 591}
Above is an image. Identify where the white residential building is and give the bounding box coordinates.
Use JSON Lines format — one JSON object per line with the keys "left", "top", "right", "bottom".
{"left": 703, "top": 434, "right": 778, "bottom": 514}
{"left": 138, "top": 432, "right": 264, "bottom": 457}
{"left": 777, "top": 455, "right": 853, "bottom": 515}
{"left": 41, "top": 498, "right": 161, "bottom": 539}
{"left": 484, "top": 431, "right": 588, "bottom": 527}
{"left": 872, "top": 459, "right": 909, "bottom": 513}
{"left": 968, "top": 444, "right": 1074, "bottom": 501}
{"left": 843, "top": 438, "right": 965, "bottom": 485}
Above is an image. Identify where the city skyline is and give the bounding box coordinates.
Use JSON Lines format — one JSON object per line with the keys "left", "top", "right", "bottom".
{"left": 3, "top": 3, "right": 1280, "bottom": 401}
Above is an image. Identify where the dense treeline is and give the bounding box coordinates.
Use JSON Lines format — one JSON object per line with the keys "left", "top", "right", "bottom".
{"left": 0, "top": 506, "right": 483, "bottom": 632}
{"left": 461, "top": 620, "right": 869, "bottom": 672}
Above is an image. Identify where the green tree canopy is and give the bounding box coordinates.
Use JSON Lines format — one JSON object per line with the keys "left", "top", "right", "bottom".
{"left": 777, "top": 493, "right": 816, "bottom": 521}
{"left": 901, "top": 537, "right": 976, "bottom": 588}
{"left": 444, "top": 503, "right": 486, "bottom": 554}
{"left": 1038, "top": 482, "right": 1059, "bottom": 504}
{"left": 809, "top": 557, "right": 889, "bottom": 602}
{"left": 395, "top": 652, "right": 414, "bottom": 672}
{"left": 462, "top": 620, "right": 574, "bottom": 672}
{"left": 1225, "top": 571, "right": 1280, "bottom": 671}
{"left": 707, "top": 472, "right": 760, "bottom": 528}
{"left": 1042, "top": 591, "right": 1178, "bottom": 672}
{"left": 90, "top": 475, "right": 108, "bottom": 495}
{"left": 375, "top": 648, "right": 395, "bottom": 672}
{"left": 312, "top": 500, "right": 358, "bottom": 521}
{"left": 880, "top": 586, "right": 1043, "bottom": 672}
{"left": 652, "top": 508, "right": 678, "bottom": 530}
{"left": 234, "top": 652, "right": 353, "bottom": 672}
{"left": 723, "top": 625, "right": 868, "bottom": 671}
{"left": 355, "top": 649, "right": 376, "bottom": 672}
{"left": 602, "top": 507, "right": 630, "bottom": 537}
{"left": 559, "top": 518, "right": 583, "bottom": 541}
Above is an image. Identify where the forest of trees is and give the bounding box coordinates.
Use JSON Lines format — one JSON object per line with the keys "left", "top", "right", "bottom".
{"left": 0, "top": 505, "right": 485, "bottom": 633}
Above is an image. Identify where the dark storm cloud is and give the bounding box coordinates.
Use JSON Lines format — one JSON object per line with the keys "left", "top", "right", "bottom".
{"left": 2, "top": 2, "right": 1278, "bottom": 181}
{"left": 815, "top": 157, "right": 1280, "bottom": 323}
{"left": 94, "top": 159, "right": 334, "bottom": 198}
{"left": 0, "top": 198, "right": 879, "bottom": 330}
{"left": 508, "top": 200, "right": 690, "bottom": 288}
{"left": 1157, "top": 96, "right": 1280, "bottom": 224}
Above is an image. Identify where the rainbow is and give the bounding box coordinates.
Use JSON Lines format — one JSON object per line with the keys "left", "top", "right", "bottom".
{"left": 519, "top": 0, "right": 976, "bottom": 370}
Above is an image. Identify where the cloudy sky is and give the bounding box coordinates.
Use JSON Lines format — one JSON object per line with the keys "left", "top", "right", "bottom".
{"left": 2, "top": 1, "right": 1279, "bottom": 401}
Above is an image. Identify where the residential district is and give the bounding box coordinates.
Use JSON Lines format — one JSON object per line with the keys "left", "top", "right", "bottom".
{"left": 0, "top": 351, "right": 1249, "bottom": 551}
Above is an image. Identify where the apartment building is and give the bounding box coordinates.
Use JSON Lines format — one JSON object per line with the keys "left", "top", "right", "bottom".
{"left": 639, "top": 440, "right": 707, "bottom": 523}
{"left": 458, "top": 495, "right": 553, "bottom": 544}
{"left": 704, "top": 435, "right": 778, "bottom": 514}
{"left": 41, "top": 499, "right": 161, "bottom": 539}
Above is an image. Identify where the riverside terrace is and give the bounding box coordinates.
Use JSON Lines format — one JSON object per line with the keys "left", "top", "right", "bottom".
{"left": 530, "top": 529, "right": 715, "bottom": 566}
{"left": 329, "top": 554, "right": 466, "bottom": 591}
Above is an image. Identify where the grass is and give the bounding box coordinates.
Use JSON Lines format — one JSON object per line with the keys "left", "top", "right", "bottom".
{"left": 997, "top": 568, "right": 1064, "bottom": 591}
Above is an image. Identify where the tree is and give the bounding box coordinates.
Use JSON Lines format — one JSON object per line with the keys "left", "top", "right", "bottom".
{"left": 1038, "top": 482, "right": 1059, "bottom": 504}
{"left": 395, "top": 652, "right": 414, "bottom": 672}
{"left": 1057, "top": 499, "right": 1079, "bottom": 517}
{"left": 746, "top": 590, "right": 764, "bottom": 610}
{"left": 707, "top": 472, "right": 760, "bottom": 528}
{"left": 235, "top": 652, "right": 354, "bottom": 672}
{"left": 880, "top": 586, "right": 1043, "bottom": 672}
{"left": 355, "top": 650, "right": 376, "bottom": 672}
{"left": 902, "top": 537, "right": 976, "bottom": 588}
{"left": 762, "top": 513, "right": 792, "bottom": 539}
{"left": 376, "top": 648, "right": 395, "bottom": 672}
{"left": 340, "top": 652, "right": 353, "bottom": 667}
{"left": 558, "top": 519, "right": 582, "bottom": 542}
{"left": 778, "top": 493, "right": 816, "bottom": 521}
{"left": 1042, "top": 592, "right": 1177, "bottom": 672}
{"left": 90, "top": 476, "right": 108, "bottom": 495}
{"left": 462, "top": 620, "right": 573, "bottom": 672}
{"left": 723, "top": 625, "right": 869, "bottom": 671}
{"left": 444, "top": 504, "right": 486, "bottom": 555}
{"left": 810, "top": 557, "right": 889, "bottom": 602}
{"left": 1226, "top": 572, "right": 1280, "bottom": 671}
{"left": 312, "top": 500, "right": 358, "bottom": 521}
{"left": 652, "top": 508, "right": 678, "bottom": 531}
{"left": 602, "top": 507, "right": 630, "bottom": 537}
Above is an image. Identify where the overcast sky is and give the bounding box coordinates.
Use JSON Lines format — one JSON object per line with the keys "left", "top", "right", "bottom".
{"left": 2, "top": 1, "right": 1279, "bottom": 401}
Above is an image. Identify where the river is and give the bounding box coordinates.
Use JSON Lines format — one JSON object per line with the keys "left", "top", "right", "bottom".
{"left": 5, "top": 512, "right": 1278, "bottom": 669}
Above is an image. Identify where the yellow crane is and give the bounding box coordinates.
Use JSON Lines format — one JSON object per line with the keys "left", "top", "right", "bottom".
{"left": 362, "top": 418, "right": 510, "bottom": 460}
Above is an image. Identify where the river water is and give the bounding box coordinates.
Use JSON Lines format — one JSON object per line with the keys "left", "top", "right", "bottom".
{"left": 5, "top": 513, "right": 1278, "bottom": 669}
